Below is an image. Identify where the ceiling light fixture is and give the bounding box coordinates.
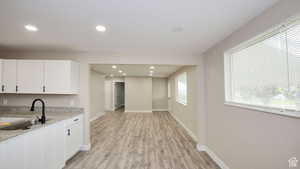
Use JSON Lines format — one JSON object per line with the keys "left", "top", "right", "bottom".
{"left": 110, "top": 74, "right": 114, "bottom": 77}
{"left": 96, "top": 25, "right": 106, "bottom": 32}
{"left": 150, "top": 70, "right": 154, "bottom": 73}
{"left": 149, "top": 74, "right": 153, "bottom": 76}
{"left": 25, "top": 24, "right": 38, "bottom": 32}
{"left": 112, "top": 65, "right": 117, "bottom": 69}
{"left": 118, "top": 70, "right": 123, "bottom": 73}
{"left": 150, "top": 66, "right": 155, "bottom": 69}
{"left": 122, "top": 73, "right": 126, "bottom": 76}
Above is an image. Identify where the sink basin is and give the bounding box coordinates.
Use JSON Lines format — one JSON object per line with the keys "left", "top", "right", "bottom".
{"left": 0, "top": 117, "right": 33, "bottom": 130}
{"left": 0, "top": 120, "right": 33, "bottom": 130}
{"left": 0, "top": 117, "right": 30, "bottom": 123}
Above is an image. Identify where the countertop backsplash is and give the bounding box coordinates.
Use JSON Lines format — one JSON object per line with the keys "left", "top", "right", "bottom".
{"left": 0, "top": 106, "right": 84, "bottom": 115}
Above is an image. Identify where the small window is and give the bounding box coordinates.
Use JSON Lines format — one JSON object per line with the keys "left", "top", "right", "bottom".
{"left": 176, "top": 72, "right": 187, "bottom": 105}
{"left": 168, "top": 80, "right": 171, "bottom": 98}
{"left": 225, "top": 21, "right": 300, "bottom": 112}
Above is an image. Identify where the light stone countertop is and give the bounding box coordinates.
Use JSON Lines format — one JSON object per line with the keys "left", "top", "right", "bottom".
{"left": 0, "top": 108, "right": 83, "bottom": 143}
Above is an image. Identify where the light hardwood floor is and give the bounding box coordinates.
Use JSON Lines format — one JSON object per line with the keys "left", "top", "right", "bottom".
{"left": 64, "top": 111, "right": 220, "bottom": 169}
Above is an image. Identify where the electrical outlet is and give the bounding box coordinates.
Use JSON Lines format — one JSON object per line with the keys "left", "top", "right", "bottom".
{"left": 3, "top": 98, "right": 8, "bottom": 105}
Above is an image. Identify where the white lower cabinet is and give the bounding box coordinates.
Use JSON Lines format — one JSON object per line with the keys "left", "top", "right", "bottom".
{"left": 2, "top": 136, "right": 25, "bottom": 169}
{"left": 0, "top": 114, "right": 83, "bottom": 169}
{"left": 24, "top": 127, "right": 45, "bottom": 169}
{"left": 65, "top": 115, "right": 83, "bottom": 160}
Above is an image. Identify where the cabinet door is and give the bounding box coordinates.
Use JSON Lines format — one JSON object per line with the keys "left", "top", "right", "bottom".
{"left": 55, "top": 121, "right": 66, "bottom": 168}
{"left": 43, "top": 125, "right": 58, "bottom": 169}
{"left": 3, "top": 136, "right": 25, "bottom": 169}
{"left": 0, "top": 142, "right": 5, "bottom": 168}
{"left": 24, "top": 129, "right": 44, "bottom": 169}
{"left": 65, "top": 116, "right": 83, "bottom": 160}
{"left": 17, "top": 60, "right": 44, "bottom": 93}
{"left": 2, "top": 59, "right": 17, "bottom": 93}
{"left": 0, "top": 59, "right": 2, "bottom": 89}
{"left": 44, "top": 60, "right": 71, "bottom": 94}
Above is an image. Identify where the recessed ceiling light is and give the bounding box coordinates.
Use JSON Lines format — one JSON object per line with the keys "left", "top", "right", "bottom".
{"left": 110, "top": 74, "right": 114, "bottom": 77}
{"left": 150, "top": 66, "right": 155, "bottom": 69}
{"left": 118, "top": 70, "right": 123, "bottom": 73}
{"left": 122, "top": 73, "right": 127, "bottom": 76}
{"left": 25, "top": 24, "right": 38, "bottom": 32}
{"left": 112, "top": 65, "right": 117, "bottom": 69}
{"left": 96, "top": 25, "right": 106, "bottom": 32}
{"left": 150, "top": 70, "right": 154, "bottom": 73}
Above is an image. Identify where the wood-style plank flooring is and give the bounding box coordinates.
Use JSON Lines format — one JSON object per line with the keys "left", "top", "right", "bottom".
{"left": 64, "top": 110, "right": 220, "bottom": 169}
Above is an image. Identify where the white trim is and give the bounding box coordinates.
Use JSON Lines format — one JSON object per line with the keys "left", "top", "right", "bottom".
{"left": 80, "top": 143, "right": 91, "bottom": 151}
{"left": 124, "top": 110, "right": 153, "bottom": 113}
{"left": 169, "top": 112, "right": 198, "bottom": 142}
{"left": 90, "top": 113, "right": 104, "bottom": 122}
{"left": 197, "top": 144, "right": 230, "bottom": 169}
{"left": 152, "top": 109, "right": 169, "bottom": 112}
{"left": 225, "top": 102, "right": 300, "bottom": 119}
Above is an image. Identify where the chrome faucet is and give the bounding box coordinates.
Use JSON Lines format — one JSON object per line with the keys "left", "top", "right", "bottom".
{"left": 30, "top": 99, "right": 46, "bottom": 124}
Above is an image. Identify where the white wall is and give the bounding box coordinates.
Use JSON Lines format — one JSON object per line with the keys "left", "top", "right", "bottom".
{"left": 168, "top": 66, "right": 200, "bottom": 141}
{"left": 125, "top": 77, "right": 152, "bottom": 112}
{"left": 152, "top": 78, "right": 168, "bottom": 111}
{"left": 89, "top": 70, "right": 105, "bottom": 121}
{"left": 104, "top": 79, "right": 113, "bottom": 111}
{"left": 202, "top": 1, "right": 300, "bottom": 169}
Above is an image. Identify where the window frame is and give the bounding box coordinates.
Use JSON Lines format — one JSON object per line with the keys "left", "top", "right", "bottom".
{"left": 175, "top": 72, "right": 187, "bottom": 106}
{"left": 224, "top": 16, "right": 300, "bottom": 118}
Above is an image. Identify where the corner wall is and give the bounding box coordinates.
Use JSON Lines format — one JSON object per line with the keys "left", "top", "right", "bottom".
{"left": 202, "top": 1, "right": 300, "bottom": 168}
{"left": 168, "top": 66, "right": 199, "bottom": 141}
{"left": 152, "top": 78, "right": 168, "bottom": 111}
{"left": 89, "top": 70, "right": 105, "bottom": 121}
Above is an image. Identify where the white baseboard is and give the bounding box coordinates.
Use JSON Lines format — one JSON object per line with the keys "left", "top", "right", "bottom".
{"left": 80, "top": 143, "right": 91, "bottom": 151}
{"left": 197, "top": 144, "right": 230, "bottom": 169}
{"left": 124, "top": 110, "right": 153, "bottom": 113}
{"left": 152, "top": 109, "right": 169, "bottom": 111}
{"left": 90, "top": 113, "right": 104, "bottom": 122}
{"left": 169, "top": 112, "right": 198, "bottom": 142}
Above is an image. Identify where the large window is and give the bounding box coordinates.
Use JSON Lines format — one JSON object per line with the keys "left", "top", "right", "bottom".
{"left": 176, "top": 72, "right": 187, "bottom": 105}
{"left": 225, "top": 21, "right": 300, "bottom": 113}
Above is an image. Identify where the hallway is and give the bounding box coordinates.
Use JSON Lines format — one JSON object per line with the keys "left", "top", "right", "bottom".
{"left": 64, "top": 111, "right": 220, "bottom": 169}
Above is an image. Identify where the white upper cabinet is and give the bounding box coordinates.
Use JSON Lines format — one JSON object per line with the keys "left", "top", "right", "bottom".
{"left": 2, "top": 59, "right": 17, "bottom": 93}
{"left": 0, "top": 59, "right": 79, "bottom": 94}
{"left": 17, "top": 60, "right": 44, "bottom": 93}
{"left": 44, "top": 60, "right": 79, "bottom": 94}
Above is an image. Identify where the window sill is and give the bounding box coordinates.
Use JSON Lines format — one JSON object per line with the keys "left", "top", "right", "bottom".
{"left": 224, "top": 101, "right": 300, "bottom": 119}
{"left": 176, "top": 100, "right": 187, "bottom": 106}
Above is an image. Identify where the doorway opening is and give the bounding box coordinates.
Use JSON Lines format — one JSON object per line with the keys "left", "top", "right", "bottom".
{"left": 114, "top": 82, "right": 125, "bottom": 112}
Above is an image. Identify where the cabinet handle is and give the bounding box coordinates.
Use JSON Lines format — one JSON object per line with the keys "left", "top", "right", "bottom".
{"left": 43, "top": 86, "right": 45, "bottom": 92}
{"left": 74, "top": 118, "right": 79, "bottom": 122}
{"left": 67, "top": 129, "right": 71, "bottom": 136}
{"left": 16, "top": 85, "right": 18, "bottom": 92}
{"left": 1, "top": 85, "right": 4, "bottom": 92}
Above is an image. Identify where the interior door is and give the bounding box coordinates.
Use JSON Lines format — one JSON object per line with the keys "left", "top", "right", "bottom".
{"left": 17, "top": 60, "right": 44, "bottom": 93}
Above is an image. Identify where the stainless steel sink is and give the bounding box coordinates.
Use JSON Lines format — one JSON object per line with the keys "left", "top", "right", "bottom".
{"left": 0, "top": 120, "right": 33, "bottom": 130}
{"left": 0, "top": 117, "right": 33, "bottom": 130}
{"left": 0, "top": 117, "right": 53, "bottom": 130}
